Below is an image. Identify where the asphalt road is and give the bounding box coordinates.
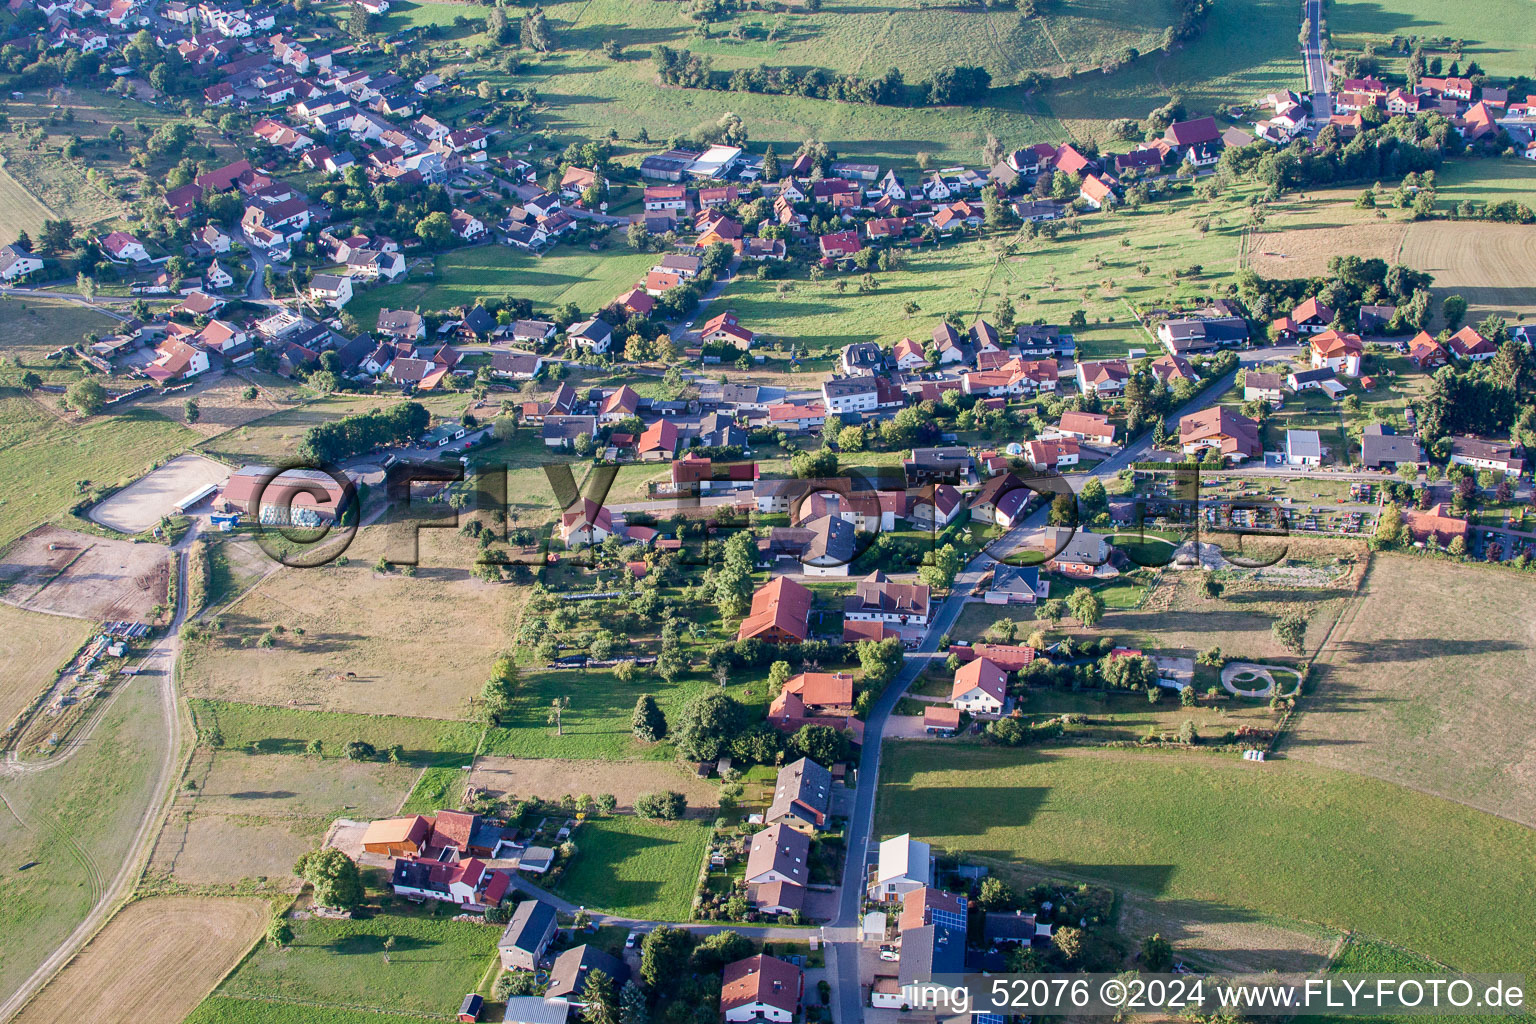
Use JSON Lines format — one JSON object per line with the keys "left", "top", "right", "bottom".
{"left": 1302, "top": 0, "right": 1330, "bottom": 107}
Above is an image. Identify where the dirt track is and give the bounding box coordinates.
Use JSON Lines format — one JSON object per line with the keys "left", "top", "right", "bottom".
{"left": 0, "top": 525, "right": 169, "bottom": 621}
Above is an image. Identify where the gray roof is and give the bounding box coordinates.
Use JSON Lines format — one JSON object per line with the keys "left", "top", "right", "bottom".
{"left": 767, "top": 757, "right": 832, "bottom": 826}
{"left": 898, "top": 924, "right": 965, "bottom": 984}
{"left": 503, "top": 997, "right": 570, "bottom": 1024}
{"left": 823, "top": 376, "right": 878, "bottom": 398}
{"left": 546, "top": 944, "right": 628, "bottom": 999}
{"left": 499, "top": 899, "right": 558, "bottom": 952}
{"left": 1286, "top": 429, "right": 1322, "bottom": 458}
{"left": 1360, "top": 424, "right": 1422, "bottom": 467}
{"left": 988, "top": 563, "right": 1040, "bottom": 596}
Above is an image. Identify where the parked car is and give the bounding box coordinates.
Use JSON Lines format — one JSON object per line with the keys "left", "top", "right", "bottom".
{"left": 878, "top": 945, "right": 899, "bottom": 962}
{"left": 625, "top": 930, "right": 640, "bottom": 949}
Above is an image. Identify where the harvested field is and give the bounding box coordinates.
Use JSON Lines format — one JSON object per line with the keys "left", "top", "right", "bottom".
{"left": 149, "top": 748, "right": 416, "bottom": 891}
{"left": 469, "top": 757, "right": 719, "bottom": 815}
{"left": 88, "top": 453, "right": 228, "bottom": 534}
{"left": 1401, "top": 220, "right": 1536, "bottom": 326}
{"left": 135, "top": 375, "right": 283, "bottom": 438}
{"left": 1288, "top": 555, "right": 1536, "bottom": 828}
{"left": 181, "top": 528, "right": 526, "bottom": 720}
{"left": 0, "top": 602, "right": 93, "bottom": 729}
{"left": 149, "top": 812, "right": 318, "bottom": 891}
{"left": 1246, "top": 195, "right": 1410, "bottom": 279}
{"left": 12, "top": 897, "right": 266, "bottom": 1024}
{"left": 0, "top": 525, "right": 169, "bottom": 621}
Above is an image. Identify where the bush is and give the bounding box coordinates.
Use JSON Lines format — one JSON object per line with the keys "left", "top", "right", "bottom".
{"left": 634, "top": 790, "right": 686, "bottom": 820}
{"left": 344, "top": 740, "right": 376, "bottom": 761}
{"left": 495, "top": 970, "right": 539, "bottom": 999}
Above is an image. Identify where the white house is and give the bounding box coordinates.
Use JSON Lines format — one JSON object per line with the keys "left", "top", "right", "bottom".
{"left": 101, "top": 231, "right": 149, "bottom": 263}
{"left": 721, "top": 955, "right": 802, "bottom": 1024}
{"left": 0, "top": 244, "right": 44, "bottom": 282}
{"left": 1285, "top": 429, "right": 1322, "bottom": 467}
{"left": 950, "top": 656, "right": 1007, "bottom": 714}
{"left": 868, "top": 834, "right": 932, "bottom": 902}
{"left": 821, "top": 376, "right": 879, "bottom": 416}
{"left": 308, "top": 273, "right": 354, "bottom": 309}
{"left": 205, "top": 260, "right": 235, "bottom": 291}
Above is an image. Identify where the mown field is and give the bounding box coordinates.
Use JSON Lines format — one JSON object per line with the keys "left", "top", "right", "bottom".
{"left": 0, "top": 396, "right": 198, "bottom": 547}
{"left": 181, "top": 529, "right": 529, "bottom": 722}
{"left": 0, "top": 602, "right": 93, "bottom": 729}
{"left": 1327, "top": 0, "right": 1536, "bottom": 80}
{"left": 12, "top": 897, "right": 267, "bottom": 1024}
{"left": 187, "top": 700, "right": 485, "bottom": 767}
{"left": 554, "top": 813, "right": 712, "bottom": 921}
{"left": 711, "top": 185, "right": 1252, "bottom": 363}
{"left": 0, "top": 299, "right": 134, "bottom": 387}
{"left": 1401, "top": 220, "right": 1536, "bottom": 326}
{"left": 1289, "top": 555, "right": 1536, "bottom": 828}
{"left": 194, "top": 391, "right": 471, "bottom": 465}
{"left": 185, "top": 998, "right": 437, "bottom": 1024}
{"left": 878, "top": 744, "right": 1536, "bottom": 974}
{"left": 217, "top": 912, "right": 500, "bottom": 1016}
{"left": 0, "top": 158, "right": 57, "bottom": 247}
{"left": 343, "top": 244, "right": 661, "bottom": 332}
{"left": 0, "top": 676, "right": 168, "bottom": 1001}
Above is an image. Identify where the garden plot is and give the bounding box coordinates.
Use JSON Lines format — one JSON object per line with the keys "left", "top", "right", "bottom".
{"left": 88, "top": 453, "right": 228, "bottom": 534}
{"left": 0, "top": 525, "right": 169, "bottom": 621}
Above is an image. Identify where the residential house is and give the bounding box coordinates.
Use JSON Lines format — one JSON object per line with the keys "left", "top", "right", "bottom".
{"left": 1079, "top": 174, "right": 1118, "bottom": 210}
{"left": 390, "top": 857, "right": 509, "bottom": 909}
{"left": 599, "top": 384, "right": 639, "bottom": 424}
{"left": 767, "top": 757, "right": 833, "bottom": 832}
{"left": 636, "top": 419, "right": 680, "bottom": 461}
{"left": 569, "top": 317, "right": 614, "bottom": 355}
{"left": 1285, "top": 429, "right": 1322, "bottom": 467}
{"left": 0, "top": 244, "right": 44, "bottom": 281}
{"left": 490, "top": 350, "right": 544, "bottom": 381}
{"left": 1054, "top": 410, "right": 1116, "bottom": 446}
{"left": 101, "top": 230, "right": 149, "bottom": 262}
{"left": 308, "top": 273, "right": 353, "bottom": 309}
{"left": 1034, "top": 527, "right": 1115, "bottom": 578}
{"left": 377, "top": 308, "right": 426, "bottom": 340}
{"left": 1449, "top": 436, "right": 1524, "bottom": 476}
{"left": 1179, "top": 406, "right": 1261, "bottom": 462}
{"left": 547, "top": 945, "right": 629, "bottom": 1001}
{"left": 558, "top": 498, "right": 614, "bottom": 546}
{"left": 1286, "top": 297, "right": 1335, "bottom": 334}
{"left": 1024, "top": 437, "right": 1079, "bottom": 470}
{"left": 892, "top": 337, "right": 926, "bottom": 371}
{"left": 737, "top": 576, "right": 813, "bottom": 643}
{"left": 869, "top": 834, "right": 932, "bottom": 902}
{"left": 144, "top": 338, "right": 209, "bottom": 382}
{"left": 744, "top": 823, "right": 811, "bottom": 890}
{"left": 768, "top": 669, "right": 858, "bottom": 737}
{"left": 1310, "top": 329, "right": 1364, "bottom": 375}
{"left": 951, "top": 656, "right": 1007, "bottom": 714}
{"left": 822, "top": 376, "right": 879, "bottom": 416}
{"left": 1076, "top": 359, "right": 1130, "bottom": 396}
{"left": 721, "top": 956, "right": 802, "bottom": 1024}
{"left": 931, "top": 323, "right": 966, "bottom": 365}
{"left": 1243, "top": 371, "right": 1286, "bottom": 406}
{"left": 1361, "top": 423, "right": 1423, "bottom": 470}
{"left": 844, "top": 571, "right": 930, "bottom": 627}
{"left": 819, "top": 230, "right": 863, "bottom": 259}
{"left": 1408, "top": 331, "right": 1449, "bottom": 369}
{"left": 542, "top": 414, "right": 597, "bottom": 450}
{"left": 1404, "top": 503, "right": 1469, "bottom": 547}
{"left": 903, "top": 446, "right": 971, "bottom": 486}
{"left": 498, "top": 900, "right": 559, "bottom": 970}
{"left": 1448, "top": 325, "right": 1497, "bottom": 361}
{"left": 984, "top": 564, "right": 1045, "bottom": 605}
{"left": 701, "top": 311, "right": 754, "bottom": 350}
{"left": 969, "top": 472, "right": 1032, "bottom": 529}
{"left": 907, "top": 482, "right": 963, "bottom": 530}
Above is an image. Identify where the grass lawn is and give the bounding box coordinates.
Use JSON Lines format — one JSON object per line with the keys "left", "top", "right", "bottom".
{"left": 1018, "top": 688, "right": 1282, "bottom": 742}
{"left": 218, "top": 912, "right": 499, "bottom": 1016}
{"left": 877, "top": 743, "right": 1536, "bottom": 974}
{"left": 0, "top": 397, "right": 198, "bottom": 547}
{"left": 0, "top": 300, "right": 125, "bottom": 387}
{"left": 0, "top": 159, "right": 55, "bottom": 247}
{"left": 553, "top": 813, "right": 711, "bottom": 921}
{"left": 707, "top": 186, "right": 1251, "bottom": 363}
{"left": 1106, "top": 531, "right": 1179, "bottom": 566}
{"left": 1327, "top": 0, "right": 1536, "bottom": 80}
{"left": 401, "top": 766, "right": 462, "bottom": 815}
{"left": 1287, "top": 554, "right": 1536, "bottom": 828}
{"left": 1315, "top": 937, "right": 1536, "bottom": 1024}
{"left": 186, "top": 998, "right": 436, "bottom": 1024}
{"left": 0, "top": 675, "right": 167, "bottom": 1001}
{"left": 344, "top": 244, "right": 660, "bottom": 331}
{"left": 187, "top": 699, "right": 485, "bottom": 767}
{"left": 195, "top": 392, "right": 470, "bottom": 465}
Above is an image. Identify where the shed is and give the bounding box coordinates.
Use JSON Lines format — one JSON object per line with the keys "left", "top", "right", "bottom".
{"left": 459, "top": 993, "right": 485, "bottom": 1022}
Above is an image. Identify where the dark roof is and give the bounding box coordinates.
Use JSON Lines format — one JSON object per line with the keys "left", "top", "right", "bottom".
{"left": 546, "top": 944, "right": 628, "bottom": 999}
{"left": 1360, "top": 424, "right": 1423, "bottom": 467}
{"left": 500, "top": 899, "right": 559, "bottom": 951}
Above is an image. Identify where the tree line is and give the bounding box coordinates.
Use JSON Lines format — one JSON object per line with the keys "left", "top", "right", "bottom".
{"left": 652, "top": 46, "right": 999, "bottom": 107}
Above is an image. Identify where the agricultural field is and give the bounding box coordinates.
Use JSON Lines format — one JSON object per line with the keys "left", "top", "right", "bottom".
{"left": 180, "top": 527, "right": 528, "bottom": 721}
{"left": 216, "top": 911, "right": 500, "bottom": 1016}
{"left": 468, "top": 756, "right": 719, "bottom": 814}
{"left": 0, "top": 603, "right": 93, "bottom": 729}
{"left": 11, "top": 897, "right": 267, "bottom": 1024}
{"left": 877, "top": 743, "right": 1536, "bottom": 974}
{"left": 185, "top": 998, "right": 437, "bottom": 1024}
{"left": 709, "top": 186, "right": 1252, "bottom": 364}
{"left": 0, "top": 675, "right": 167, "bottom": 1001}
{"left": 1245, "top": 188, "right": 1412, "bottom": 280}
{"left": 1400, "top": 220, "right": 1536, "bottom": 326}
{"left": 0, "top": 158, "right": 58, "bottom": 246}
{"left": 1289, "top": 555, "right": 1536, "bottom": 828}
{"left": 554, "top": 813, "right": 712, "bottom": 921}
{"left": 1037, "top": 0, "right": 1303, "bottom": 141}
{"left": 148, "top": 748, "right": 418, "bottom": 892}
{"left": 0, "top": 397, "right": 198, "bottom": 548}
{"left": 133, "top": 376, "right": 288, "bottom": 440}
{"left": 1327, "top": 0, "right": 1536, "bottom": 80}
{"left": 195, "top": 391, "right": 474, "bottom": 465}
{"left": 343, "top": 244, "right": 661, "bottom": 332}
